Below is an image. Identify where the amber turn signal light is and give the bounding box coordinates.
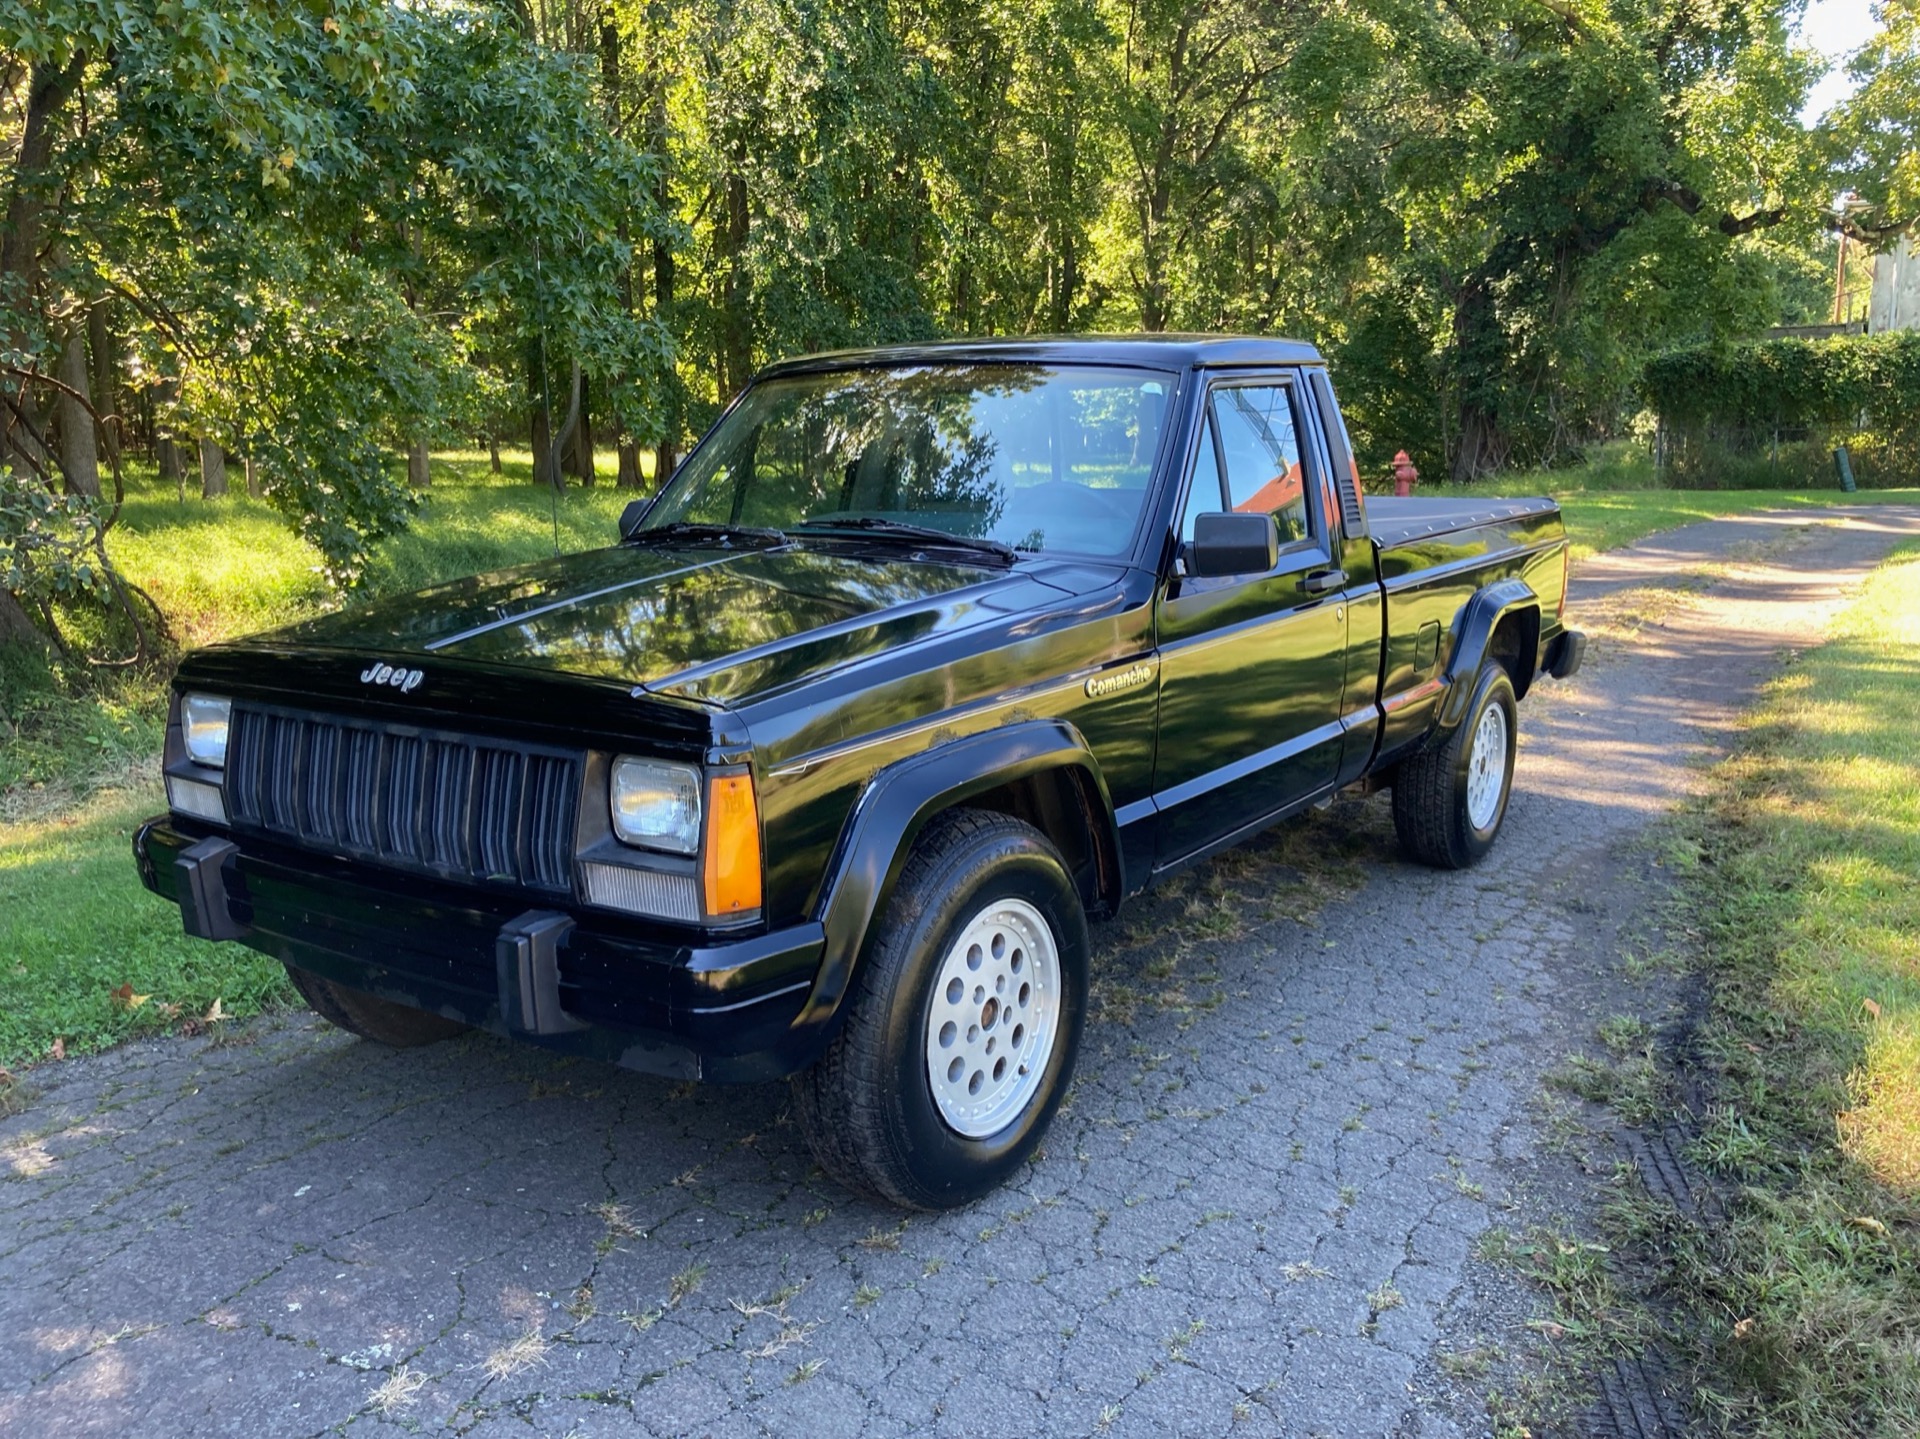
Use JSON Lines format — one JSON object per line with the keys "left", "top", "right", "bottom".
{"left": 703, "top": 772, "right": 763, "bottom": 919}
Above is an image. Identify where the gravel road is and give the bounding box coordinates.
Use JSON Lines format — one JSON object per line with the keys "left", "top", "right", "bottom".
{"left": 5, "top": 506, "right": 1917, "bottom": 1439}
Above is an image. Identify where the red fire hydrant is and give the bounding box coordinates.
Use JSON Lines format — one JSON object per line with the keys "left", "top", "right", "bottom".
{"left": 1391, "top": 450, "right": 1419, "bottom": 498}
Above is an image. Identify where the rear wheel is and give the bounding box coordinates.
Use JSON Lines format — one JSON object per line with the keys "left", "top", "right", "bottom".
{"left": 792, "top": 810, "right": 1088, "bottom": 1210}
{"left": 286, "top": 966, "right": 467, "bottom": 1048}
{"left": 1392, "top": 664, "right": 1518, "bottom": 869}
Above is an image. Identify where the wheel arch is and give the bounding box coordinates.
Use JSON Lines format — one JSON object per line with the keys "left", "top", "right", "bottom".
{"left": 798, "top": 719, "right": 1120, "bottom": 1035}
{"left": 1438, "top": 578, "right": 1540, "bottom": 729}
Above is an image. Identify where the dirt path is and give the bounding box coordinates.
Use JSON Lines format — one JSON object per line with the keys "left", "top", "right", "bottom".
{"left": 3, "top": 507, "right": 1916, "bottom": 1439}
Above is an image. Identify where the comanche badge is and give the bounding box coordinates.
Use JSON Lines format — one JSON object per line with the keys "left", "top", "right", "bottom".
{"left": 1084, "top": 662, "right": 1152, "bottom": 698}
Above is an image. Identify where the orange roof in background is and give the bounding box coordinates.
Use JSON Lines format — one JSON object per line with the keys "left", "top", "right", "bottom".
{"left": 1233, "top": 463, "right": 1302, "bottom": 516}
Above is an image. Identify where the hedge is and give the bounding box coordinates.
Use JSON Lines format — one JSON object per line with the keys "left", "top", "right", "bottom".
{"left": 1637, "top": 332, "right": 1920, "bottom": 489}
{"left": 1640, "top": 331, "right": 1920, "bottom": 432}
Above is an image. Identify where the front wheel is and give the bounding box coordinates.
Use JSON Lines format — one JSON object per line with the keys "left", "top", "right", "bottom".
{"left": 791, "top": 810, "right": 1088, "bottom": 1210}
{"left": 1391, "top": 665, "right": 1518, "bottom": 869}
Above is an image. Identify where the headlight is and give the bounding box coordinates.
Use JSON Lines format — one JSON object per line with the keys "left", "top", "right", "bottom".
{"left": 610, "top": 757, "right": 701, "bottom": 854}
{"left": 181, "top": 693, "right": 233, "bottom": 768}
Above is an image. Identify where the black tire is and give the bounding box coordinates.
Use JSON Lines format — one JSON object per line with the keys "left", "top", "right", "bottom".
{"left": 285, "top": 966, "right": 467, "bottom": 1048}
{"left": 791, "top": 810, "right": 1089, "bottom": 1210}
{"left": 1392, "top": 664, "right": 1519, "bottom": 869}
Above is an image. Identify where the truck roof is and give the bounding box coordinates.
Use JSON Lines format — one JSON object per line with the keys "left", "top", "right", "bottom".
{"left": 759, "top": 334, "right": 1325, "bottom": 376}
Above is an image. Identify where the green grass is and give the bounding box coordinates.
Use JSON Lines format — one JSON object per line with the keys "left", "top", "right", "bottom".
{"left": 0, "top": 785, "right": 291, "bottom": 1068}
{"left": 109, "top": 449, "right": 636, "bottom": 651}
{"left": 1628, "top": 544, "right": 1920, "bottom": 1435}
{"left": 0, "top": 645, "right": 166, "bottom": 813}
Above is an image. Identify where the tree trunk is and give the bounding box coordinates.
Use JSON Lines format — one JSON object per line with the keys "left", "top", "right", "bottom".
{"left": 1450, "top": 405, "right": 1508, "bottom": 483}
{"left": 651, "top": 81, "right": 676, "bottom": 323}
{"left": 617, "top": 440, "right": 642, "bottom": 488}
{"left": 540, "top": 361, "right": 582, "bottom": 494}
{"left": 528, "top": 338, "right": 558, "bottom": 491}
{"left": 600, "top": 12, "right": 623, "bottom": 129}
{"left": 568, "top": 373, "right": 594, "bottom": 483}
{"left": 531, "top": 404, "right": 557, "bottom": 490}
{"left": 488, "top": 435, "right": 502, "bottom": 474}
{"left": 1, "top": 58, "right": 84, "bottom": 478}
{"left": 1447, "top": 271, "right": 1512, "bottom": 483}
{"left": 88, "top": 303, "right": 119, "bottom": 468}
{"left": 200, "top": 439, "right": 228, "bottom": 498}
{"left": 1049, "top": 229, "right": 1079, "bottom": 332}
{"left": 151, "top": 379, "right": 184, "bottom": 491}
{"left": 7, "top": 396, "right": 53, "bottom": 482}
{"left": 0, "top": 59, "right": 81, "bottom": 284}
{"left": 0, "top": 588, "right": 45, "bottom": 653}
{"left": 717, "top": 146, "right": 753, "bottom": 400}
{"left": 648, "top": 77, "right": 680, "bottom": 475}
{"left": 55, "top": 325, "right": 101, "bottom": 497}
{"left": 407, "top": 439, "right": 431, "bottom": 489}
{"left": 245, "top": 452, "right": 263, "bottom": 498}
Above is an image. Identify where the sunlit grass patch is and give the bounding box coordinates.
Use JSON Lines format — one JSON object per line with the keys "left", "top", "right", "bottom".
{"left": 1726, "top": 550, "right": 1920, "bottom": 1182}
{"left": 1647, "top": 541, "right": 1920, "bottom": 1433}
{"left": 0, "top": 650, "right": 164, "bottom": 822}
{"left": 0, "top": 785, "right": 290, "bottom": 1067}
{"left": 107, "top": 452, "right": 635, "bottom": 648}
{"left": 110, "top": 490, "right": 330, "bottom": 647}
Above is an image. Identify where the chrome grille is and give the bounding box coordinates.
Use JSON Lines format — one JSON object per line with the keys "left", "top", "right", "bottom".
{"left": 225, "top": 706, "right": 579, "bottom": 893}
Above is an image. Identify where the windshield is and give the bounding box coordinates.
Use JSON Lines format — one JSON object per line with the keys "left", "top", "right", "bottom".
{"left": 640, "top": 364, "right": 1174, "bottom": 557}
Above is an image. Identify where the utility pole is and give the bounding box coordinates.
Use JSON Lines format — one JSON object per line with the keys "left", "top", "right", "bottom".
{"left": 1833, "top": 230, "right": 1848, "bottom": 324}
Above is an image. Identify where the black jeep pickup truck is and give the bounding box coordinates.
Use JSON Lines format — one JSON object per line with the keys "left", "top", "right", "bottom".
{"left": 136, "top": 337, "right": 1583, "bottom": 1208}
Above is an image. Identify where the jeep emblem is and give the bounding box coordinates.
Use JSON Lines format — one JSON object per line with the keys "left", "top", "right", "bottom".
{"left": 359, "top": 662, "right": 425, "bottom": 693}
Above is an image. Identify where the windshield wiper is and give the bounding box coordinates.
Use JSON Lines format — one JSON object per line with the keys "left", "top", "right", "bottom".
{"left": 791, "top": 516, "right": 1017, "bottom": 566}
{"left": 627, "top": 521, "right": 787, "bottom": 549}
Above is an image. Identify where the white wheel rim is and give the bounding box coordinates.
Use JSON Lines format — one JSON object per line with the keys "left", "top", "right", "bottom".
{"left": 1466, "top": 701, "right": 1509, "bottom": 831}
{"left": 924, "top": 897, "right": 1061, "bottom": 1139}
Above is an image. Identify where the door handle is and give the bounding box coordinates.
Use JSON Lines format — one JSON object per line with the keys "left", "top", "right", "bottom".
{"left": 1300, "top": 567, "right": 1347, "bottom": 596}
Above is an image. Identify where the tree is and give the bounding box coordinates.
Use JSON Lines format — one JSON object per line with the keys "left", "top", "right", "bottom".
{"left": 1841, "top": 0, "right": 1920, "bottom": 231}
{"left": 1270, "top": 0, "right": 1828, "bottom": 477}
{"left": 3, "top": 0, "right": 1886, "bottom": 670}
{"left": 0, "top": 0, "right": 674, "bottom": 654}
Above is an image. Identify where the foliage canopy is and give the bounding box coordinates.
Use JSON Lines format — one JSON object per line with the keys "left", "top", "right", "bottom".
{"left": 1, "top": 0, "right": 1912, "bottom": 658}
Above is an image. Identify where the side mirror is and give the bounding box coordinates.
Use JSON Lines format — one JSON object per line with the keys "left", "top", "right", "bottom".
{"left": 618, "top": 498, "right": 651, "bottom": 541}
{"left": 1188, "top": 511, "right": 1278, "bottom": 578}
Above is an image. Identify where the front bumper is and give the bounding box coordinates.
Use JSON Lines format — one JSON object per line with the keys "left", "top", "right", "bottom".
{"left": 134, "top": 818, "right": 827, "bottom": 1082}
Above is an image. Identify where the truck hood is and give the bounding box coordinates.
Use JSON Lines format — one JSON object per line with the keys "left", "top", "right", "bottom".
{"left": 261, "top": 541, "right": 1095, "bottom": 704}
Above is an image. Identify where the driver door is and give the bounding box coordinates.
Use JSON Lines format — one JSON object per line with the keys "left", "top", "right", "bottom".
{"left": 1152, "top": 376, "right": 1350, "bottom": 865}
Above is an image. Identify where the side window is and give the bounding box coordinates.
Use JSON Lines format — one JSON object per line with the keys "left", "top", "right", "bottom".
{"left": 1213, "top": 386, "right": 1309, "bottom": 544}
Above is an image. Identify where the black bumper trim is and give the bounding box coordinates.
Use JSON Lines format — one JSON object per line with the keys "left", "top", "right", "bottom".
{"left": 1545, "top": 629, "right": 1587, "bottom": 680}
{"left": 176, "top": 836, "right": 246, "bottom": 941}
{"left": 134, "top": 817, "right": 830, "bottom": 1081}
{"left": 498, "top": 911, "right": 586, "bottom": 1037}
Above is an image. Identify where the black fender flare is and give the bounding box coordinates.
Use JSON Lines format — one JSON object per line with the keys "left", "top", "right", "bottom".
{"left": 1437, "top": 578, "right": 1540, "bottom": 730}
{"left": 799, "top": 719, "right": 1119, "bottom": 1031}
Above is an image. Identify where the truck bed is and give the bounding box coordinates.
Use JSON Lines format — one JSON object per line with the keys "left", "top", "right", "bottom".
{"left": 1365, "top": 495, "right": 1559, "bottom": 549}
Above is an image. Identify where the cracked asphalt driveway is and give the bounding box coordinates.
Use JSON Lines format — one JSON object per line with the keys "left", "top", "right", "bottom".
{"left": 5, "top": 506, "right": 1919, "bottom": 1439}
